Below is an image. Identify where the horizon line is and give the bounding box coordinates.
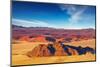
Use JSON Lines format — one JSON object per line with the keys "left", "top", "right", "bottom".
{"left": 12, "top": 24, "right": 95, "bottom": 30}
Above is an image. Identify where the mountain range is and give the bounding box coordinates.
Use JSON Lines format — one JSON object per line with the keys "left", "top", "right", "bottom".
{"left": 12, "top": 25, "right": 95, "bottom": 42}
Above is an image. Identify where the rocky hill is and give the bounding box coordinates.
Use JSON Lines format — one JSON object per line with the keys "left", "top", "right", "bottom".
{"left": 26, "top": 42, "right": 95, "bottom": 57}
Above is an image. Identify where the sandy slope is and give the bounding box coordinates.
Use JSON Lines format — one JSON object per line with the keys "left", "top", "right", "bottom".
{"left": 12, "top": 54, "right": 95, "bottom": 66}
{"left": 65, "top": 39, "right": 95, "bottom": 49}
{"left": 12, "top": 41, "right": 48, "bottom": 55}
{"left": 12, "top": 39, "right": 96, "bottom": 66}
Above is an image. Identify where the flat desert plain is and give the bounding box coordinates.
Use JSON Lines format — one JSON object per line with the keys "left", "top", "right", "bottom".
{"left": 12, "top": 39, "right": 96, "bottom": 66}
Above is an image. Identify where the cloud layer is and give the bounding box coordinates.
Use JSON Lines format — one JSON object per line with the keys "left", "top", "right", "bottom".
{"left": 12, "top": 18, "right": 57, "bottom": 28}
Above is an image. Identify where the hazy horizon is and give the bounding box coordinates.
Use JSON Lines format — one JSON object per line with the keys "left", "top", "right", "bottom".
{"left": 12, "top": 24, "right": 96, "bottom": 30}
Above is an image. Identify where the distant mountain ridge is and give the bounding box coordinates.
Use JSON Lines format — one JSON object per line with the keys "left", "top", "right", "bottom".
{"left": 12, "top": 24, "right": 95, "bottom": 41}
{"left": 12, "top": 24, "right": 95, "bottom": 30}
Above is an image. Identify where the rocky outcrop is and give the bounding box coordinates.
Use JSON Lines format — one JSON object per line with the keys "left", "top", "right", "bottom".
{"left": 26, "top": 42, "right": 94, "bottom": 57}
{"left": 27, "top": 44, "right": 51, "bottom": 57}
{"left": 53, "top": 42, "right": 67, "bottom": 56}
{"left": 33, "top": 36, "right": 47, "bottom": 42}
{"left": 65, "top": 45, "right": 95, "bottom": 55}
{"left": 19, "top": 36, "right": 30, "bottom": 41}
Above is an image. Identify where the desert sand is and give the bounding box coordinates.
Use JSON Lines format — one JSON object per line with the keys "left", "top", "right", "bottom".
{"left": 12, "top": 39, "right": 96, "bottom": 66}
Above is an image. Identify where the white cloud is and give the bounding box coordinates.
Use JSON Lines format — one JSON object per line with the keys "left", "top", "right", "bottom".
{"left": 59, "top": 5, "right": 88, "bottom": 29}
{"left": 12, "top": 17, "right": 94, "bottom": 29}
{"left": 68, "top": 7, "right": 87, "bottom": 24}
{"left": 12, "top": 18, "right": 56, "bottom": 28}
{"left": 60, "top": 5, "right": 77, "bottom": 15}
{"left": 60, "top": 5, "right": 87, "bottom": 23}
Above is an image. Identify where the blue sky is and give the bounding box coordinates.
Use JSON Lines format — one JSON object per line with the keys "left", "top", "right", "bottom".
{"left": 12, "top": 1, "right": 96, "bottom": 29}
